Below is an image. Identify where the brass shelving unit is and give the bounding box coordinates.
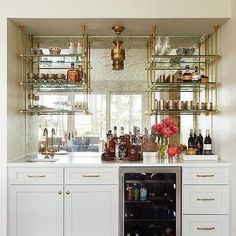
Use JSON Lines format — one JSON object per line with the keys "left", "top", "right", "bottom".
{"left": 19, "top": 25, "right": 92, "bottom": 116}
{"left": 146, "top": 26, "right": 221, "bottom": 118}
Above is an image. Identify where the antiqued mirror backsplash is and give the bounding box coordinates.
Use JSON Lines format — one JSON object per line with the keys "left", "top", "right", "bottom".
{"left": 24, "top": 36, "right": 212, "bottom": 154}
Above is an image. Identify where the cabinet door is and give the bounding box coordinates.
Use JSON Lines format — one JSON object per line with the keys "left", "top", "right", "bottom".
{"left": 65, "top": 185, "right": 119, "bottom": 236}
{"left": 9, "top": 185, "right": 63, "bottom": 236}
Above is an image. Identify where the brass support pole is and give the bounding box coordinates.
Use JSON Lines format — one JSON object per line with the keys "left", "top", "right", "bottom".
{"left": 214, "top": 25, "right": 219, "bottom": 111}
{"left": 29, "top": 34, "right": 34, "bottom": 72}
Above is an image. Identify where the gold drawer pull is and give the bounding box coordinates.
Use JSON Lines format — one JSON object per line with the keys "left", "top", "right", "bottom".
{"left": 82, "top": 174, "right": 101, "bottom": 178}
{"left": 27, "top": 175, "right": 46, "bottom": 178}
{"left": 196, "top": 174, "right": 215, "bottom": 178}
{"left": 197, "top": 227, "right": 215, "bottom": 231}
{"left": 197, "top": 198, "right": 215, "bottom": 201}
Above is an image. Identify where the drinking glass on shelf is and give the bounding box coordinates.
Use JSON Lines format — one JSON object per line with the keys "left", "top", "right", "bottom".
{"left": 161, "top": 36, "right": 171, "bottom": 55}
{"left": 155, "top": 37, "right": 163, "bottom": 55}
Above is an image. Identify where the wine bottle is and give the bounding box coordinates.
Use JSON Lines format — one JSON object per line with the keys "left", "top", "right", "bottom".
{"left": 188, "top": 129, "right": 195, "bottom": 149}
{"left": 204, "top": 129, "right": 212, "bottom": 155}
{"left": 113, "top": 126, "right": 117, "bottom": 138}
{"left": 195, "top": 129, "right": 203, "bottom": 155}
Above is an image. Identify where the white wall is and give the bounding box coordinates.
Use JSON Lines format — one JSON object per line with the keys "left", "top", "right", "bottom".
{"left": 214, "top": 1, "right": 236, "bottom": 235}
{"left": 0, "top": 0, "right": 231, "bottom": 18}
{"left": 7, "top": 20, "right": 26, "bottom": 161}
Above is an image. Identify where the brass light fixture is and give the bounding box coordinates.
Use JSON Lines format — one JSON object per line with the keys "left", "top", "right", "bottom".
{"left": 111, "top": 26, "right": 125, "bottom": 70}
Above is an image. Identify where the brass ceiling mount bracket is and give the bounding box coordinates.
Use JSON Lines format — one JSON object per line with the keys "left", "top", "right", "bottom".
{"left": 112, "top": 26, "right": 125, "bottom": 36}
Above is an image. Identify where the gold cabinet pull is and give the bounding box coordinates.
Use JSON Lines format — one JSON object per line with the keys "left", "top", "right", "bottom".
{"left": 197, "top": 198, "right": 215, "bottom": 201}
{"left": 82, "top": 174, "right": 101, "bottom": 178}
{"left": 197, "top": 227, "right": 215, "bottom": 230}
{"left": 27, "top": 175, "right": 46, "bottom": 178}
{"left": 196, "top": 174, "right": 215, "bottom": 178}
{"left": 66, "top": 191, "right": 70, "bottom": 195}
{"left": 58, "top": 191, "right": 62, "bottom": 195}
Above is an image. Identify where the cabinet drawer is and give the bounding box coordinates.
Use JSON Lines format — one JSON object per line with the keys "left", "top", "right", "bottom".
{"left": 182, "top": 215, "right": 229, "bottom": 236}
{"left": 8, "top": 167, "right": 63, "bottom": 184}
{"left": 65, "top": 167, "right": 119, "bottom": 184}
{"left": 183, "top": 185, "right": 229, "bottom": 214}
{"left": 182, "top": 167, "right": 229, "bottom": 185}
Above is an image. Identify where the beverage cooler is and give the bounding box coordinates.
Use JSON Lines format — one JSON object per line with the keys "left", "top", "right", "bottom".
{"left": 119, "top": 167, "right": 181, "bottom": 236}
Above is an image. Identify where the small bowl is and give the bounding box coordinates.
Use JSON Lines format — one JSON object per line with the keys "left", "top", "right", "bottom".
{"left": 56, "top": 74, "right": 66, "bottom": 79}
{"left": 46, "top": 73, "right": 56, "bottom": 79}
{"left": 27, "top": 73, "right": 36, "bottom": 79}
{"left": 38, "top": 73, "right": 46, "bottom": 79}
{"left": 176, "top": 47, "right": 187, "bottom": 55}
{"left": 49, "top": 47, "right": 61, "bottom": 55}
{"left": 186, "top": 48, "right": 195, "bottom": 55}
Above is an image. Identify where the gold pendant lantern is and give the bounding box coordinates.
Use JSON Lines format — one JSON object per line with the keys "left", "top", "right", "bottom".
{"left": 111, "top": 26, "right": 125, "bottom": 70}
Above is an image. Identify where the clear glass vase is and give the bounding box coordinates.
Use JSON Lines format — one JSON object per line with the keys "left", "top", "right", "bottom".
{"left": 158, "top": 137, "right": 168, "bottom": 159}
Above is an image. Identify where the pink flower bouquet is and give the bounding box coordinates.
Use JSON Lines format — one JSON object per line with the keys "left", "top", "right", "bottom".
{"left": 151, "top": 117, "right": 179, "bottom": 159}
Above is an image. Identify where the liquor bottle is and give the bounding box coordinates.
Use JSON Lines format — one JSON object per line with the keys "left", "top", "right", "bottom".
{"left": 120, "top": 126, "right": 125, "bottom": 137}
{"left": 126, "top": 185, "right": 133, "bottom": 201}
{"left": 118, "top": 139, "right": 127, "bottom": 159}
{"left": 188, "top": 129, "right": 195, "bottom": 149}
{"left": 113, "top": 126, "right": 117, "bottom": 139}
{"left": 192, "top": 66, "right": 201, "bottom": 82}
{"left": 182, "top": 65, "right": 192, "bottom": 82}
{"left": 140, "top": 184, "right": 147, "bottom": 201}
{"left": 115, "top": 138, "right": 121, "bottom": 158}
{"left": 204, "top": 129, "right": 212, "bottom": 155}
{"left": 193, "top": 129, "right": 197, "bottom": 147}
{"left": 67, "top": 63, "right": 79, "bottom": 83}
{"left": 106, "top": 130, "right": 115, "bottom": 156}
{"left": 133, "top": 184, "right": 140, "bottom": 201}
{"left": 177, "top": 70, "right": 183, "bottom": 82}
{"left": 195, "top": 129, "right": 203, "bottom": 155}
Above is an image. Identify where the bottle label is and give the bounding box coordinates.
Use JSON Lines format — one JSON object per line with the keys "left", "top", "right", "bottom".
{"left": 204, "top": 144, "right": 212, "bottom": 150}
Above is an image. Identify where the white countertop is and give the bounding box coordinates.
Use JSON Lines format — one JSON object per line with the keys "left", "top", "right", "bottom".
{"left": 8, "top": 152, "right": 231, "bottom": 168}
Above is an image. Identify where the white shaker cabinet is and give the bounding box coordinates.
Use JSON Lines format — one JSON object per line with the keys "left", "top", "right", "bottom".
{"left": 8, "top": 167, "right": 119, "bottom": 236}
{"left": 64, "top": 185, "right": 119, "bottom": 236}
{"left": 64, "top": 167, "right": 119, "bottom": 236}
{"left": 9, "top": 185, "right": 63, "bottom": 236}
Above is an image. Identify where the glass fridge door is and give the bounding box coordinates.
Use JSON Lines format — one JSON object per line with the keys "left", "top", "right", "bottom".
{"left": 120, "top": 167, "right": 181, "bottom": 236}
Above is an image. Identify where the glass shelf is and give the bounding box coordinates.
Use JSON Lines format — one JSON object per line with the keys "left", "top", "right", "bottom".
{"left": 19, "top": 109, "right": 92, "bottom": 116}
{"left": 32, "top": 61, "right": 82, "bottom": 65}
{"left": 21, "top": 53, "right": 83, "bottom": 58}
{"left": 150, "top": 82, "right": 220, "bottom": 92}
{"left": 145, "top": 109, "right": 220, "bottom": 116}
{"left": 148, "top": 54, "right": 221, "bottom": 68}
{"left": 20, "top": 81, "right": 86, "bottom": 92}
{"left": 152, "top": 54, "right": 221, "bottom": 60}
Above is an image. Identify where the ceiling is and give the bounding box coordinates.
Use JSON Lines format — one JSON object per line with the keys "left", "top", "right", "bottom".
{"left": 10, "top": 18, "right": 229, "bottom": 36}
